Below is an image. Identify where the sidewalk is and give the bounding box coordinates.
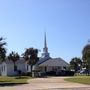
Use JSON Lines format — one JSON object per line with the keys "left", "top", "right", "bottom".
{"left": 0, "top": 77, "right": 90, "bottom": 90}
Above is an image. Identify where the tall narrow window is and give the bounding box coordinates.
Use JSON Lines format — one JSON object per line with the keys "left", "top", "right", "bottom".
{"left": 14, "top": 65, "right": 17, "bottom": 71}
{"left": 4, "top": 65, "right": 5, "bottom": 71}
{"left": 2, "top": 66, "right": 3, "bottom": 72}
{"left": 27, "top": 65, "right": 28, "bottom": 71}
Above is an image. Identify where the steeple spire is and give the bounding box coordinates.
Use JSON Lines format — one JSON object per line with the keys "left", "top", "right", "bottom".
{"left": 43, "top": 32, "right": 48, "bottom": 53}
{"left": 42, "top": 32, "right": 50, "bottom": 58}
{"left": 45, "top": 32, "right": 47, "bottom": 48}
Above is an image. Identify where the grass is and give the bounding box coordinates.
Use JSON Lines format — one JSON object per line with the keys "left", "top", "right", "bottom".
{"left": 0, "top": 76, "right": 32, "bottom": 86}
{"left": 64, "top": 76, "right": 90, "bottom": 85}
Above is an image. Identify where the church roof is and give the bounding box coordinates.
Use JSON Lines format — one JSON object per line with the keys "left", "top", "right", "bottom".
{"left": 16, "top": 58, "right": 26, "bottom": 64}
{"left": 37, "top": 33, "right": 69, "bottom": 67}
{"left": 1, "top": 57, "right": 26, "bottom": 64}
{"left": 39, "top": 58, "right": 69, "bottom": 67}
{"left": 37, "top": 57, "right": 51, "bottom": 65}
{"left": 2, "top": 60, "right": 13, "bottom": 64}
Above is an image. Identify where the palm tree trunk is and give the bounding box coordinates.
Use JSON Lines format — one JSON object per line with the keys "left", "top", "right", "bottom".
{"left": 14, "top": 62, "right": 17, "bottom": 71}
{"left": 31, "top": 65, "right": 33, "bottom": 76}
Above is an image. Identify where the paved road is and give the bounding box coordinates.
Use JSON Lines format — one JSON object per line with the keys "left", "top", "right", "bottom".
{"left": 0, "top": 77, "right": 90, "bottom": 90}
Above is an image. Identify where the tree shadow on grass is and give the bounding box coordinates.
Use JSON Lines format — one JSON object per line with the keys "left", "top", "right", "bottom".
{"left": 0, "top": 82, "right": 28, "bottom": 87}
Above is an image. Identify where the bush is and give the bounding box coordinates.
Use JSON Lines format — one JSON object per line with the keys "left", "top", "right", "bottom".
{"left": 56, "top": 70, "right": 75, "bottom": 76}
{"left": 65, "top": 71, "right": 75, "bottom": 76}
{"left": 46, "top": 71, "right": 56, "bottom": 76}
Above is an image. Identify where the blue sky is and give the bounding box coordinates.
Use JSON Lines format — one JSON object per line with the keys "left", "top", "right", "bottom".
{"left": 0, "top": 0, "right": 90, "bottom": 62}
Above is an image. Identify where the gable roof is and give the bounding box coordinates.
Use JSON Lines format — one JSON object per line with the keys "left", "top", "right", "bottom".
{"left": 16, "top": 58, "right": 26, "bottom": 64}
{"left": 1, "top": 60, "right": 13, "bottom": 65}
{"left": 39, "top": 58, "right": 69, "bottom": 67}
{"left": 37, "top": 57, "right": 51, "bottom": 65}
{"left": 1, "top": 57, "right": 26, "bottom": 64}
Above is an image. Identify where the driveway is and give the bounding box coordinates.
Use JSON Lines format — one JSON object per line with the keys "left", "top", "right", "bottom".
{"left": 0, "top": 77, "right": 90, "bottom": 90}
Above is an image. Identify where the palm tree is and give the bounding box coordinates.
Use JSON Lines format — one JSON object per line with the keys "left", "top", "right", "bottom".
{"left": 82, "top": 44, "right": 90, "bottom": 63}
{"left": 8, "top": 51, "right": 20, "bottom": 71}
{"left": 23, "top": 48, "right": 39, "bottom": 75}
{"left": 82, "top": 44, "right": 90, "bottom": 75}
{"left": 70, "top": 57, "right": 82, "bottom": 72}
{"left": 0, "top": 37, "right": 6, "bottom": 62}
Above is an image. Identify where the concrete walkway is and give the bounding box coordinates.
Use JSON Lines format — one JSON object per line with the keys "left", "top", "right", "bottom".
{"left": 0, "top": 77, "right": 90, "bottom": 90}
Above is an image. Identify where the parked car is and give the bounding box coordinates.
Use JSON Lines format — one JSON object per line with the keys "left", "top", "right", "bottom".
{"left": 79, "top": 68, "right": 87, "bottom": 74}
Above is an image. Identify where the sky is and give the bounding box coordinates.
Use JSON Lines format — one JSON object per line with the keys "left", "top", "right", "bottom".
{"left": 0, "top": 0, "right": 90, "bottom": 62}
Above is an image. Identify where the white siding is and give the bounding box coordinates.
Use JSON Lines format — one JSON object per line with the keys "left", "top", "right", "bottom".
{"left": 0, "top": 64, "right": 1, "bottom": 75}
{"left": 17, "top": 63, "right": 27, "bottom": 73}
{"left": 7, "top": 63, "right": 16, "bottom": 76}
{"left": 47, "top": 66, "right": 53, "bottom": 72}
{"left": 0, "top": 59, "right": 27, "bottom": 76}
{"left": 25, "top": 63, "right": 31, "bottom": 72}
{"left": 1, "top": 63, "right": 7, "bottom": 76}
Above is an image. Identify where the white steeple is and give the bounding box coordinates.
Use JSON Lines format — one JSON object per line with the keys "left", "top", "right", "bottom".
{"left": 42, "top": 32, "right": 50, "bottom": 58}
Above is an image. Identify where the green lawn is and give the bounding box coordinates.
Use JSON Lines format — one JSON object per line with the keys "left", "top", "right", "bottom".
{"left": 0, "top": 76, "right": 32, "bottom": 85}
{"left": 64, "top": 76, "right": 90, "bottom": 85}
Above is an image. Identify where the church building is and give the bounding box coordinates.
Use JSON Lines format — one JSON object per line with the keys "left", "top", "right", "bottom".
{"left": 35, "top": 33, "right": 69, "bottom": 73}
{"left": 0, "top": 33, "right": 69, "bottom": 76}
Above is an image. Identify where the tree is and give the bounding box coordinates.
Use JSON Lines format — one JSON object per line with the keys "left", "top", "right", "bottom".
{"left": 23, "top": 48, "right": 39, "bottom": 75}
{"left": 70, "top": 57, "right": 82, "bottom": 72}
{"left": 0, "top": 37, "right": 6, "bottom": 62}
{"left": 8, "top": 51, "right": 20, "bottom": 71}
{"left": 82, "top": 44, "right": 90, "bottom": 75}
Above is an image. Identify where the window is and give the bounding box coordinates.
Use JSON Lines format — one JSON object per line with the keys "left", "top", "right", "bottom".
{"left": 2, "top": 65, "right": 5, "bottom": 72}
{"left": 2, "top": 66, "right": 3, "bottom": 72}
{"left": 4, "top": 65, "right": 5, "bottom": 71}
{"left": 63, "top": 66, "right": 66, "bottom": 70}
{"left": 14, "top": 65, "right": 17, "bottom": 71}
{"left": 52, "top": 67, "right": 57, "bottom": 71}
{"left": 27, "top": 65, "right": 28, "bottom": 71}
{"left": 58, "top": 66, "right": 61, "bottom": 69}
